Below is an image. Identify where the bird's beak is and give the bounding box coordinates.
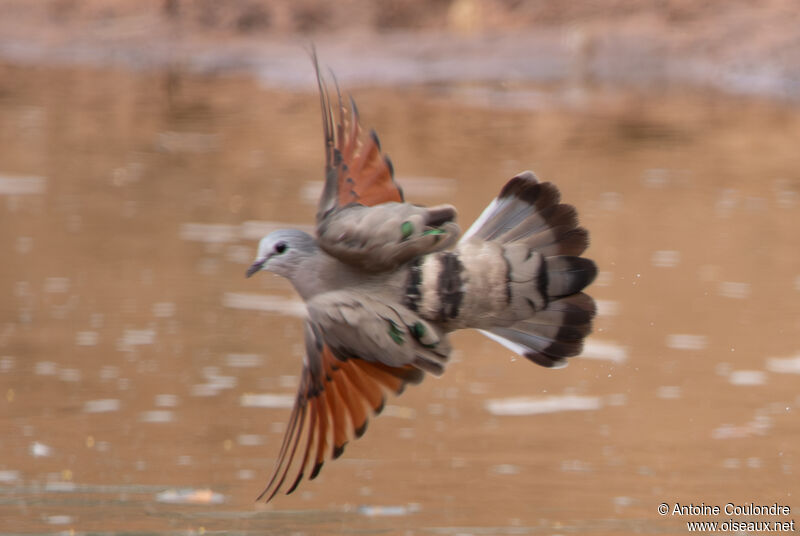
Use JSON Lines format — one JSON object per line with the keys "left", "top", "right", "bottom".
{"left": 246, "top": 258, "right": 266, "bottom": 278}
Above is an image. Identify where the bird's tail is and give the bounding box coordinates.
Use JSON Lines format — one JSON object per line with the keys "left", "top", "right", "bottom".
{"left": 462, "top": 171, "right": 597, "bottom": 368}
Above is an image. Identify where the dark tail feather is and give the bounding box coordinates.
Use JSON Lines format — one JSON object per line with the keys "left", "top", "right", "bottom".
{"left": 545, "top": 256, "right": 597, "bottom": 299}
{"left": 481, "top": 292, "right": 597, "bottom": 368}
{"left": 462, "top": 171, "right": 590, "bottom": 257}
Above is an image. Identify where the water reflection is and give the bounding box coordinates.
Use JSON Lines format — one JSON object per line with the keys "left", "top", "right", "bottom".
{"left": 1, "top": 61, "right": 799, "bottom": 535}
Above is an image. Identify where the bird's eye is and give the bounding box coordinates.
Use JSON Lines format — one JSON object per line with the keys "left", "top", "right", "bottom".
{"left": 274, "top": 242, "right": 287, "bottom": 254}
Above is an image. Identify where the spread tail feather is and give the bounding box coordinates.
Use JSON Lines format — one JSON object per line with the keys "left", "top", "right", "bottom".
{"left": 464, "top": 171, "right": 597, "bottom": 366}
{"left": 462, "top": 170, "right": 589, "bottom": 256}
{"left": 481, "top": 292, "right": 596, "bottom": 368}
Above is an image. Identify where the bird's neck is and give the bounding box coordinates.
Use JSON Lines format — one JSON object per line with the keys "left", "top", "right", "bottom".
{"left": 288, "top": 249, "right": 366, "bottom": 301}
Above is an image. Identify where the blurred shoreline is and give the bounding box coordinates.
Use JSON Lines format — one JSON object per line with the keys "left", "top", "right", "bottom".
{"left": 0, "top": 0, "right": 799, "bottom": 99}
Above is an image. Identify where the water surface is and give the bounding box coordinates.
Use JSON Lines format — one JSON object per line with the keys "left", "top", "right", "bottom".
{"left": 1, "top": 62, "right": 798, "bottom": 534}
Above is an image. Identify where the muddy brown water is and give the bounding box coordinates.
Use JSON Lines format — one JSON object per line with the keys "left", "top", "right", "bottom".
{"left": 1, "top": 62, "right": 799, "bottom": 535}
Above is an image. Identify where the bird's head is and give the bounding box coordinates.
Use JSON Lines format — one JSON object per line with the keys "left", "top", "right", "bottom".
{"left": 246, "top": 229, "right": 318, "bottom": 280}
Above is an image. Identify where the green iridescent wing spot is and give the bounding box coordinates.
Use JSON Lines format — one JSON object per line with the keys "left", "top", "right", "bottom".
{"left": 400, "top": 221, "right": 413, "bottom": 241}
{"left": 422, "top": 228, "right": 445, "bottom": 236}
{"left": 411, "top": 322, "right": 425, "bottom": 339}
{"left": 387, "top": 320, "right": 405, "bottom": 345}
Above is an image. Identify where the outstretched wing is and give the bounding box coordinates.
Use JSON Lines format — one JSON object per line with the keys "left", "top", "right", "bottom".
{"left": 257, "top": 321, "right": 424, "bottom": 503}
{"left": 312, "top": 52, "right": 460, "bottom": 271}
{"left": 314, "top": 51, "right": 403, "bottom": 220}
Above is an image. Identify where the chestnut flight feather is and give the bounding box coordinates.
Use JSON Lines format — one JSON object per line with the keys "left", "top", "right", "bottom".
{"left": 246, "top": 51, "right": 598, "bottom": 502}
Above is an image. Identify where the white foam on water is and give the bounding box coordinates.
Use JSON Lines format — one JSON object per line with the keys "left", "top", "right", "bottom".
{"left": 651, "top": 250, "right": 680, "bottom": 268}
{"left": 45, "top": 515, "right": 73, "bottom": 525}
{"left": 139, "top": 410, "right": 174, "bottom": 423}
{"left": 642, "top": 168, "right": 671, "bottom": 188}
{"left": 717, "top": 281, "right": 751, "bottom": 299}
{"left": 728, "top": 370, "right": 767, "bottom": 386}
{"left": 485, "top": 394, "right": 602, "bottom": 416}
{"left": 581, "top": 340, "right": 628, "bottom": 363}
{"left": 152, "top": 302, "right": 176, "bottom": 318}
{"left": 30, "top": 442, "right": 51, "bottom": 457}
{"left": 35, "top": 361, "right": 58, "bottom": 375}
{"left": 490, "top": 464, "right": 521, "bottom": 475}
{"left": 225, "top": 353, "right": 263, "bottom": 367}
{"left": 666, "top": 334, "right": 708, "bottom": 350}
{"left": 155, "top": 394, "right": 179, "bottom": 407}
{"left": 155, "top": 488, "right": 225, "bottom": 505}
{"left": 766, "top": 354, "right": 800, "bottom": 374}
{"left": 83, "top": 399, "right": 121, "bottom": 413}
{"left": 595, "top": 299, "right": 620, "bottom": 316}
{"left": 222, "top": 292, "right": 306, "bottom": 317}
{"left": 75, "top": 331, "right": 99, "bottom": 346}
{"left": 657, "top": 386, "right": 682, "bottom": 399}
{"left": 0, "top": 470, "right": 20, "bottom": 483}
{"left": 0, "top": 174, "right": 46, "bottom": 195}
{"left": 357, "top": 503, "right": 420, "bottom": 517}
{"left": 117, "top": 329, "right": 157, "bottom": 350}
{"left": 44, "top": 481, "right": 75, "bottom": 492}
{"left": 0, "top": 356, "right": 14, "bottom": 373}
{"left": 237, "top": 469, "right": 255, "bottom": 480}
{"left": 240, "top": 393, "right": 295, "bottom": 408}
{"left": 43, "top": 277, "right": 70, "bottom": 293}
{"left": 236, "top": 434, "right": 265, "bottom": 446}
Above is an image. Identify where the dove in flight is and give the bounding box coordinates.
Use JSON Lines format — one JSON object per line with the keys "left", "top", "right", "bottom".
{"left": 246, "top": 53, "right": 598, "bottom": 502}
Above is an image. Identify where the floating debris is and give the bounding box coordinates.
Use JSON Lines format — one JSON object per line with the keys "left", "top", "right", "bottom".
{"left": 485, "top": 395, "right": 601, "bottom": 416}
{"left": 155, "top": 488, "right": 225, "bottom": 505}
{"left": 240, "top": 393, "right": 294, "bottom": 408}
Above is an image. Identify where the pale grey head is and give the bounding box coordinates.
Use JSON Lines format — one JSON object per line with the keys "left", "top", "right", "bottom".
{"left": 246, "top": 229, "right": 319, "bottom": 281}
